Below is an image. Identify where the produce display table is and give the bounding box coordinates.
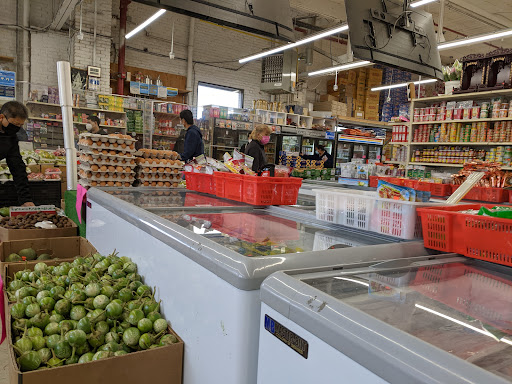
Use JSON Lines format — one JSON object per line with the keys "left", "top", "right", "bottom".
{"left": 86, "top": 187, "right": 440, "bottom": 384}
{"left": 0, "top": 181, "right": 61, "bottom": 207}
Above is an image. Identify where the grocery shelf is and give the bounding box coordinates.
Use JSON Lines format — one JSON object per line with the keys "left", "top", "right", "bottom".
{"left": 152, "top": 134, "right": 180, "bottom": 138}
{"left": 389, "top": 121, "right": 410, "bottom": 126}
{"left": 412, "top": 117, "right": 512, "bottom": 125}
{"left": 410, "top": 162, "right": 512, "bottom": 170}
{"left": 26, "top": 101, "right": 60, "bottom": 107}
{"left": 389, "top": 142, "right": 410, "bottom": 145}
{"left": 74, "top": 121, "right": 126, "bottom": 129}
{"left": 411, "top": 142, "right": 512, "bottom": 146}
{"left": 153, "top": 111, "right": 180, "bottom": 117}
{"left": 413, "top": 89, "right": 512, "bottom": 103}
{"left": 28, "top": 116, "right": 62, "bottom": 122}
{"left": 384, "top": 160, "right": 407, "bottom": 165}
{"left": 336, "top": 116, "right": 391, "bottom": 130}
{"left": 74, "top": 106, "right": 126, "bottom": 114}
{"left": 123, "top": 107, "right": 143, "bottom": 111}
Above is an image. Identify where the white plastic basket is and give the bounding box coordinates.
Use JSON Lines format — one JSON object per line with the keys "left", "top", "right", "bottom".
{"left": 314, "top": 188, "right": 433, "bottom": 240}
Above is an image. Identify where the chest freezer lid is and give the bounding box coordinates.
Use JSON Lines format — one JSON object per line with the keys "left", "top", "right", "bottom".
{"left": 88, "top": 188, "right": 432, "bottom": 291}
{"left": 260, "top": 259, "right": 512, "bottom": 384}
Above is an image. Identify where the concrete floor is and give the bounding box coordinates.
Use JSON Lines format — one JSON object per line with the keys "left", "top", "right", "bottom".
{"left": 0, "top": 322, "right": 9, "bottom": 382}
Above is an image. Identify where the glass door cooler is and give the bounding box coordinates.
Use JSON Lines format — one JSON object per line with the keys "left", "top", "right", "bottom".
{"left": 277, "top": 134, "right": 301, "bottom": 156}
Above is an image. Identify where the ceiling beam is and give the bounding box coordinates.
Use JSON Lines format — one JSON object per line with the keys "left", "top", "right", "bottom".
{"left": 290, "top": 0, "right": 346, "bottom": 22}
{"left": 447, "top": 0, "right": 512, "bottom": 29}
{"left": 50, "top": 0, "right": 81, "bottom": 31}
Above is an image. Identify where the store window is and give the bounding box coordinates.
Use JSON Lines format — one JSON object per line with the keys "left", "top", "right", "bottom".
{"left": 197, "top": 82, "right": 243, "bottom": 117}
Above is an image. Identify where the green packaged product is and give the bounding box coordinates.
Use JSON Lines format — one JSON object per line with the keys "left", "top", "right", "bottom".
{"left": 478, "top": 206, "right": 512, "bottom": 219}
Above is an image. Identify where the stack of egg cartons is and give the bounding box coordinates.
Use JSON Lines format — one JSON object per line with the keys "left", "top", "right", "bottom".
{"left": 77, "top": 133, "right": 137, "bottom": 188}
{"left": 135, "top": 149, "right": 184, "bottom": 188}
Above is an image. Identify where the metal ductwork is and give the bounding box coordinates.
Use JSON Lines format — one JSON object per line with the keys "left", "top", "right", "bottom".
{"left": 131, "top": 0, "right": 296, "bottom": 42}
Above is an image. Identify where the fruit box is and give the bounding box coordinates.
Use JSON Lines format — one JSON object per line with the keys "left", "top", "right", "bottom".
{"left": 0, "top": 221, "right": 77, "bottom": 242}
{"left": 0, "top": 236, "right": 97, "bottom": 266}
{"left": 3, "top": 261, "right": 184, "bottom": 384}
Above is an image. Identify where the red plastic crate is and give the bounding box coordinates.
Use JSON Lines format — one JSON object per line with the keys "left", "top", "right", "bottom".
{"left": 429, "top": 183, "right": 451, "bottom": 197}
{"left": 480, "top": 187, "right": 508, "bottom": 203}
{"left": 451, "top": 184, "right": 481, "bottom": 200}
{"left": 195, "top": 173, "right": 215, "bottom": 194}
{"left": 274, "top": 177, "right": 303, "bottom": 205}
{"left": 416, "top": 181, "right": 431, "bottom": 192}
{"left": 418, "top": 204, "right": 512, "bottom": 267}
{"left": 243, "top": 175, "right": 276, "bottom": 205}
{"left": 184, "top": 172, "right": 199, "bottom": 191}
{"left": 214, "top": 172, "right": 243, "bottom": 202}
{"left": 387, "top": 177, "right": 405, "bottom": 186}
{"left": 403, "top": 179, "right": 418, "bottom": 189}
{"left": 369, "top": 176, "right": 379, "bottom": 188}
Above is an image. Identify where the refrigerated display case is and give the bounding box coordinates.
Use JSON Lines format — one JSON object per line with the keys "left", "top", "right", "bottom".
{"left": 302, "top": 138, "right": 335, "bottom": 156}
{"left": 257, "top": 257, "right": 512, "bottom": 384}
{"left": 336, "top": 142, "right": 352, "bottom": 166}
{"left": 278, "top": 134, "right": 301, "bottom": 156}
{"left": 368, "top": 144, "right": 382, "bottom": 162}
{"left": 86, "top": 187, "right": 436, "bottom": 384}
{"left": 352, "top": 143, "right": 367, "bottom": 161}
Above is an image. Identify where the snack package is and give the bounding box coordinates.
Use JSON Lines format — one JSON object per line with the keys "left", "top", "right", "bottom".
{"left": 244, "top": 154, "right": 254, "bottom": 170}
{"left": 224, "top": 158, "right": 245, "bottom": 174}
{"left": 195, "top": 154, "right": 207, "bottom": 165}
{"left": 207, "top": 158, "right": 230, "bottom": 173}
{"left": 274, "top": 165, "right": 292, "bottom": 177}
{"left": 378, "top": 180, "right": 412, "bottom": 201}
{"left": 232, "top": 149, "right": 245, "bottom": 161}
{"left": 241, "top": 163, "right": 256, "bottom": 176}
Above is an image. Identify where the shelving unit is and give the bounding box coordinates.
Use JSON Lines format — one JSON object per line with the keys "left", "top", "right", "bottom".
{"left": 382, "top": 89, "right": 512, "bottom": 170}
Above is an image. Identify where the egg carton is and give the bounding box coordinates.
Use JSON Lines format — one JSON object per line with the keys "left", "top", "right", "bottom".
{"left": 79, "top": 151, "right": 135, "bottom": 161}
{"left": 79, "top": 179, "right": 134, "bottom": 188}
{"left": 79, "top": 160, "right": 137, "bottom": 170}
{"left": 136, "top": 174, "right": 182, "bottom": 182}
{"left": 136, "top": 159, "right": 184, "bottom": 167}
{"left": 79, "top": 163, "right": 136, "bottom": 173}
{"left": 136, "top": 149, "right": 180, "bottom": 160}
{"left": 137, "top": 180, "right": 182, "bottom": 188}
{"left": 79, "top": 174, "right": 136, "bottom": 182}
{"left": 79, "top": 170, "right": 136, "bottom": 180}
{"left": 79, "top": 132, "right": 137, "bottom": 144}
{"left": 79, "top": 144, "right": 136, "bottom": 154}
{"left": 137, "top": 167, "right": 183, "bottom": 175}
{"left": 79, "top": 154, "right": 136, "bottom": 165}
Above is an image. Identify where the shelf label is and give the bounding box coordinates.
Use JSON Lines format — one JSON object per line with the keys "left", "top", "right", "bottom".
{"left": 264, "top": 314, "right": 308, "bottom": 359}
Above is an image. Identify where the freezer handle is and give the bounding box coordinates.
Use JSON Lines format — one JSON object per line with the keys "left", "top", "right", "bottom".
{"left": 370, "top": 254, "right": 460, "bottom": 270}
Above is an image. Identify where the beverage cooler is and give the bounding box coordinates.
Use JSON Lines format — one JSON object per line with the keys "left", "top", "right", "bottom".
{"left": 301, "top": 138, "right": 335, "bottom": 156}
{"left": 257, "top": 256, "right": 512, "bottom": 384}
{"left": 277, "top": 134, "right": 301, "bottom": 156}
{"left": 336, "top": 134, "right": 384, "bottom": 165}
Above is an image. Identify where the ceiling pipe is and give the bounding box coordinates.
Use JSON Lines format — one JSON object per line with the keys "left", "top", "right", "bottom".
{"left": 437, "top": 0, "right": 445, "bottom": 43}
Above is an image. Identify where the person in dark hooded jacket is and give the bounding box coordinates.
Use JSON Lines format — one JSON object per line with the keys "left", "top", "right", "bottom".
{"left": 179, "top": 109, "right": 204, "bottom": 162}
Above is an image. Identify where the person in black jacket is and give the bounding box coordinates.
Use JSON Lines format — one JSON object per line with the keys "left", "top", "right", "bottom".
{"left": 0, "top": 101, "right": 34, "bottom": 206}
{"left": 179, "top": 109, "right": 204, "bottom": 163}
{"left": 244, "top": 124, "right": 271, "bottom": 172}
{"left": 301, "top": 144, "right": 334, "bottom": 168}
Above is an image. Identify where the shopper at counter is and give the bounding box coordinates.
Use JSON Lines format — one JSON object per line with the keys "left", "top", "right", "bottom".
{"left": 86, "top": 116, "right": 107, "bottom": 135}
{"left": 179, "top": 109, "right": 204, "bottom": 163}
{"left": 0, "top": 101, "right": 34, "bottom": 206}
{"left": 244, "top": 124, "right": 272, "bottom": 172}
{"left": 301, "top": 144, "right": 334, "bottom": 168}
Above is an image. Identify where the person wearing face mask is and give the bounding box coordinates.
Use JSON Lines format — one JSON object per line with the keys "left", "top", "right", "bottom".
{"left": 85, "top": 116, "right": 107, "bottom": 135}
{"left": 244, "top": 124, "right": 272, "bottom": 172}
{"left": 300, "top": 144, "right": 334, "bottom": 168}
{"left": 179, "top": 109, "right": 204, "bottom": 163}
{"left": 0, "top": 101, "right": 34, "bottom": 206}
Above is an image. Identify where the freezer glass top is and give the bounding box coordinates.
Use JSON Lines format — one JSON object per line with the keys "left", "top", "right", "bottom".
{"left": 156, "top": 210, "right": 389, "bottom": 257}
{"left": 304, "top": 261, "right": 512, "bottom": 380}
{"left": 98, "top": 188, "right": 248, "bottom": 208}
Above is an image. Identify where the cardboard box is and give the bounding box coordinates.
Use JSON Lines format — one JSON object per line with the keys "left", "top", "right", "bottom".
{"left": 367, "top": 68, "right": 383, "bottom": 84}
{"left": 355, "top": 110, "right": 365, "bottom": 119}
{"left": 0, "top": 236, "right": 96, "bottom": 265}
{"left": 0, "top": 220, "right": 77, "bottom": 242}
{"left": 27, "top": 165, "right": 40, "bottom": 174}
{"left": 5, "top": 261, "right": 184, "bottom": 384}
{"left": 319, "top": 94, "right": 339, "bottom": 102}
{"left": 40, "top": 164, "right": 55, "bottom": 174}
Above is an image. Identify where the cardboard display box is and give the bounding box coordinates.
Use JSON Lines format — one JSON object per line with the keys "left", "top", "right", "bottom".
{"left": 0, "top": 236, "right": 96, "bottom": 265}
{"left": 0, "top": 220, "right": 77, "bottom": 242}
{"left": 4, "top": 261, "right": 184, "bottom": 384}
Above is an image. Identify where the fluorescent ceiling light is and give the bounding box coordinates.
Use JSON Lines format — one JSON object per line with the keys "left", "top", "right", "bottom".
{"left": 126, "top": 9, "right": 166, "bottom": 39}
{"left": 308, "top": 60, "right": 372, "bottom": 77}
{"left": 239, "top": 24, "right": 349, "bottom": 64}
{"left": 410, "top": 0, "right": 437, "bottom": 7}
{"left": 334, "top": 277, "right": 370, "bottom": 287}
{"left": 371, "top": 78, "right": 437, "bottom": 92}
{"left": 438, "top": 28, "right": 512, "bottom": 50}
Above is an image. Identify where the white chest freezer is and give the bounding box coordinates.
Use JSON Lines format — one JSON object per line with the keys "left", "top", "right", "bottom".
{"left": 258, "top": 257, "right": 512, "bottom": 384}
{"left": 86, "top": 187, "right": 439, "bottom": 384}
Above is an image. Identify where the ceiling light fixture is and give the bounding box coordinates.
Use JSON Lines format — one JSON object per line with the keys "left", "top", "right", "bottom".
{"left": 438, "top": 28, "right": 512, "bottom": 50}
{"left": 126, "top": 9, "right": 166, "bottom": 39}
{"left": 371, "top": 78, "right": 437, "bottom": 92}
{"left": 410, "top": 0, "right": 437, "bottom": 8}
{"left": 239, "top": 24, "right": 349, "bottom": 64}
{"left": 308, "top": 60, "right": 372, "bottom": 77}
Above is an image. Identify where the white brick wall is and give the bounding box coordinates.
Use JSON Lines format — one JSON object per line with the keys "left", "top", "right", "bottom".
{"left": 31, "top": 31, "right": 70, "bottom": 86}
{"left": 0, "top": 0, "right": 19, "bottom": 71}
{"left": 111, "top": 0, "right": 272, "bottom": 109}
